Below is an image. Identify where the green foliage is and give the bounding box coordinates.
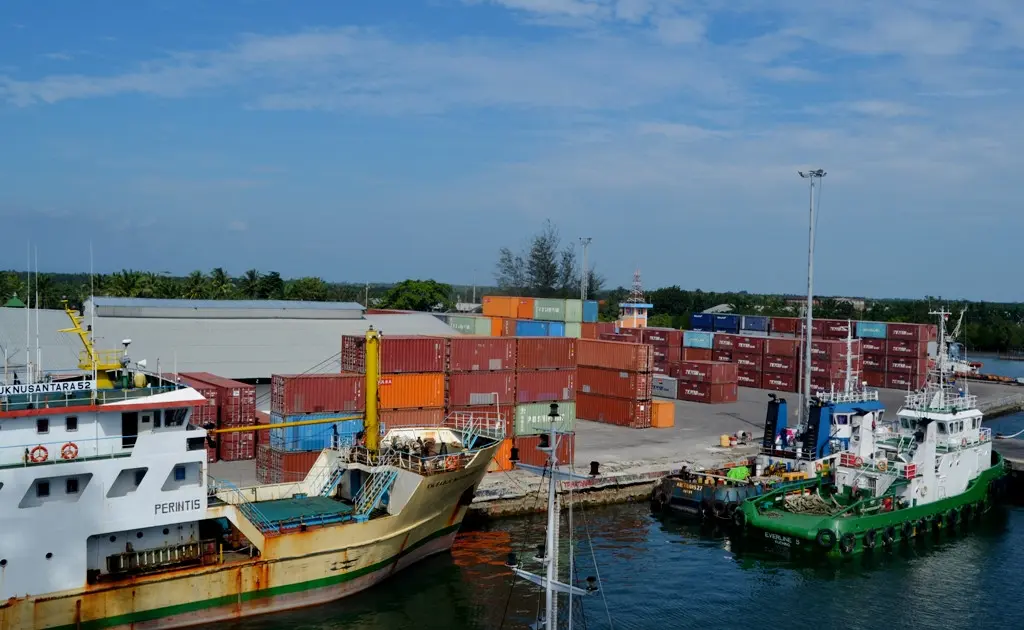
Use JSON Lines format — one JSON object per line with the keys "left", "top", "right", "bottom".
{"left": 495, "top": 220, "right": 605, "bottom": 298}
{"left": 380, "top": 279, "right": 454, "bottom": 312}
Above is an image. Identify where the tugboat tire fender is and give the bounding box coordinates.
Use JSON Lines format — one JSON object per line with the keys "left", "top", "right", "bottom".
{"left": 713, "top": 500, "right": 727, "bottom": 518}
{"left": 863, "top": 529, "right": 877, "bottom": 549}
{"left": 733, "top": 508, "right": 746, "bottom": 529}
{"left": 816, "top": 529, "right": 837, "bottom": 549}
{"left": 882, "top": 526, "right": 895, "bottom": 545}
{"left": 901, "top": 521, "right": 914, "bottom": 540}
{"left": 838, "top": 533, "right": 856, "bottom": 554}
{"left": 947, "top": 509, "right": 958, "bottom": 527}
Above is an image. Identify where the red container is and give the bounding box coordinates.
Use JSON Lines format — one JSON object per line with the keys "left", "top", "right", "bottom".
{"left": 595, "top": 322, "right": 618, "bottom": 336}
{"left": 270, "top": 373, "right": 364, "bottom": 415}
{"left": 798, "top": 319, "right": 826, "bottom": 337}
{"left": 820, "top": 319, "right": 852, "bottom": 338}
{"left": 580, "top": 323, "right": 599, "bottom": 339}
{"left": 861, "top": 338, "right": 886, "bottom": 354}
{"left": 713, "top": 334, "right": 737, "bottom": 351}
{"left": 653, "top": 362, "right": 671, "bottom": 375}
{"left": 886, "top": 340, "right": 926, "bottom": 357}
{"left": 765, "top": 338, "right": 801, "bottom": 358}
{"left": 174, "top": 374, "right": 219, "bottom": 462}
{"left": 449, "top": 337, "right": 517, "bottom": 372}
{"left": 713, "top": 350, "right": 732, "bottom": 362}
{"left": 218, "top": 431, "right": 256, "bottom": 461}
{"left": 887, "top": 323, "right": 937, "bottom": 342}
{"left": 863, "top": 354, "right": 886, "bottom": 371}
{"left": 763, "top": 355, "right": 798, "bottom": 374}
{"left": 517, "top": 338, "right": 576, "bottom": 370}
{"left": 379, "top": 407, "right": 445, "bottom": 429}
{"left": 516, "top": 369, "right": 576, "bottom": 403}
{"left": 810, "top": 358, "right": 860, "bottom": 379}
{"left": 734, "top": 335, "right": 766, "bottom": 354}
{"left": 863, "top": 370, "right": 886, "bottom": 388}
{"left": 617, "top": 328, "right": 643, "bottom": 343}
{"left": 599, "top": 333, "right": 633, "bottom": 342}
{"left": 770, "top": 317, "right": 799, "bottom": 335}
{"left": 180, "top": 372, "right": 256, "bottom": 428}
{"left": 576, "top": 339, "right": 653, "bottom": 373}
{"left": 677, "top": 381, "right": 738, "bottom": 404}
{"left": 805, "top": 376, "right": 846, "bottom": 394}
{"left": 733, "top": 352, "right": 762, "bottom": 371}
{"left": 448, "top": 371, "right": 516, "bottom": 406}
{"left": 641, "top": 327, "right": 683, "bottom": 347}
{"left": 683, "top": 348, "right": 713, "bottom": 361}
{"left": 809, "top": 339, "right": 862, "bottom": 360}
{"left": 498, "top": 318, "right": 517, "bottom": 337}
{"left": 737, "top": 368, "right": 761, "bottom": 388}
{"left": 885, "top": 371, "right": 926, "bottom": 390}
{"left": 674, "top": 360, "right": 738, "bottom": 384}
{"left": 577, "top": 366, "right": 652, "bottom": 400}
{"left": 652, "top": 346, "right": 681, "bottom": 363}
{"left": 577, "top": 393, "right": 652, "bottom": 428}
{"left": 341, "top": 335, "right": 446, "bottom": 374}
{"left": 762, "top": 372, "right": 798, "bottom": 392}
{"left": 886, "top": 356, "right": 929, "bottom": 375}
{"left": 256, "top": 445, "right": 321, "bottom": 484}
{"left": 514, "top": 433, "right": 575, "bottom": 467}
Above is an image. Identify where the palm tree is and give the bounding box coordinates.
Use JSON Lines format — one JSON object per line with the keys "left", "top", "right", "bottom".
{"left": 106, "top": 270, "right": 142, "bottom": 297}
{"left": 181, "top": 271, "right": 208, "bottom": 299}
{"left": 208, "top": 268, "right": 235, "bottom": 299}
{"left": 239, "top": 269, "right": 261, "bottom": 299}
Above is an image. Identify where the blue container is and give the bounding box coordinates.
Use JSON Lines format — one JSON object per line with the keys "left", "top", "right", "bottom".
{"left": 582, "top": 300, "right": 599, "bottom": 323}
{"left": 548, "top": 322, "right": 566, "bottom": 337}
{"left": 270, "top": 413, "right": 365, "bottom": 452}
{"left": 740, "top": 315, "right": 769, "bottom": 332}
{"left": 713, "top": 314, "right": 741, "bottom": 332}
{"left": 856, "top": 321, "right": 888, "bottom": 339}
{"left": 516, "top": 320, "right": 549, "bottom": 337}
{"left": 683, "top": 330, "right": 714, "bottom": 349}
{"left": 690, "top": 313, "right": 714, "bottom": 331}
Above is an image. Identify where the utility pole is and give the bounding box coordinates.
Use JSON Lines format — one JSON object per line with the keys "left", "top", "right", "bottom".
{"left": 579, "top": 237, "right": 592, "bottom": 301}
{"left": 472, "top": 268, "right": 477, "bottom": 304}
{"left": 798, "top": 168, "right": 825, "bottom": 428}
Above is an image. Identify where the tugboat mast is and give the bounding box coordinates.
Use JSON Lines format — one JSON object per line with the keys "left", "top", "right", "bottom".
{"left": 798, "top": 168, "right": 826, "bottom": 428}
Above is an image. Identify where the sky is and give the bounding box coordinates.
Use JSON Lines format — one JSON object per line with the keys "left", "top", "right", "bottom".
{"left": 1, "top": 1, "right": 1022, "bottom": 301}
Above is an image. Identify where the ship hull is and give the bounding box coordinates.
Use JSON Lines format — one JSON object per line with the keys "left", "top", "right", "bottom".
{"left": 1, "top": 443, "right": 497, "bottom": 630}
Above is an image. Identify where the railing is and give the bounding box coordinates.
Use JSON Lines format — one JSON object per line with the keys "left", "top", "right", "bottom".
{"left": 345, "top": 445, "right": 472, "bottom": 476}
{"left": 0, "top": 434, "right": 135, "bottom": 469}
{"left": 211, "top": 477, "right": 279, "bottom": 534}
{"left": 443, "top": 410, "right": 507, "bottom": 446}
{"left": 816, "top": 389, "right": 880, "bottom": 404}
{"left": 106, "top": 539, "right": 217, "bottom": 575}
{"left": 0, "top": 385, "right": 181, "bottom": 412}
{"left": 903, "top": 390, "right": 978, "bottom": 413}
{"left": 353, "top": 449, "right": 400, "bottom": 517}
{"left": 78, "top": 348, "right": 126, "bottom": 369}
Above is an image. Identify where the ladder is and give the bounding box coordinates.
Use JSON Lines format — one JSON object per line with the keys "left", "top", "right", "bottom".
{"left": 353, "top": 449, "right": 400, "bottom": 521}
{"left": 215, "top": 478, "right": 279, "bottom": 534}
{"left": 320, "top": 465, "right": 345, "bottom": 498}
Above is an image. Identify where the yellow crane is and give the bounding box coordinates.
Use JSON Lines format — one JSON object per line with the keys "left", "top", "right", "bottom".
{"left": 59, "top": 301, "right": 126, "bottom": 390}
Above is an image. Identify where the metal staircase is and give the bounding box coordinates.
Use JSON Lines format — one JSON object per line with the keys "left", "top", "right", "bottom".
{"left": 353, "top": 449, "right": 400, "bottom": 521}
{"left": 213, "top": 478, "right": 280, "bottom": 534}
{"left": 320, "top": 465, "right": 346, "bottom": 498}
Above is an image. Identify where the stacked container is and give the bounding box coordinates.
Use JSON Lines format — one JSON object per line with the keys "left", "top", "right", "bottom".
{"left": 859, "top": 322, "right": 936, "bottom": 390}
{"left": 266, "top": 373, "right": 366, "bottom": 469}
{"left": 460, "top": 295, "right": 600, "bottom": 339}
{"left": 672, "top": 360, "right": 739, "bottom": 403}
{"left": 447, "top": 336, "right": 518, "bottom": 430}
{"left": 180, "top": 372, "right": 256, "bottom": 462}
{"left": 803, "top": 339, "right": 863, "bottom": 393}
{"left": 174, "top": 374, "right": 220, "bottom": 464}
{"left": 711, "top": 333, "right": 767, "bottom": 387}
{"left": 641, "top": 327, "right": 683, "bottom": 375}
{"left": 762, "top": 338, "right": 801, "bottom": 392}
{"left": 576, "top": 339, "right": 654, "bottom": 428}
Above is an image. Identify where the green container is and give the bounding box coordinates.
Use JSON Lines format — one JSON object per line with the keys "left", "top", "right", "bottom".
{"left": 564, "top": 322, "right": 582, "bottom": 338}
{"left": 533, "top": 298, "right": 566, "bottom": 322}
{"left": 446, "top": 315, "right": 476, "bottom": 334}
{"left": 473, "top": 316, "right": 492, "bottom": 336}
{"left": 515, "top": 402, "right": 576, "bottom": 436}
{"left": 563, "top": 299, "right": 583, "bottom": 323}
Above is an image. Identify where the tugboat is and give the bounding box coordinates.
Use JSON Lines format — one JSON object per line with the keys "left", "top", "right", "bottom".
{"left": 734, "top": 309, "right": 1008, "bottom": 557}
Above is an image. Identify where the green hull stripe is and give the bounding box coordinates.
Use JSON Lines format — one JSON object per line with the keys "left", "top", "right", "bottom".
{"left": 49, "top": 523, "right": 462, "bottom": 630}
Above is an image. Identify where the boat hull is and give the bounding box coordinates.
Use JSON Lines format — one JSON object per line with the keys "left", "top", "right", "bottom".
{"left": 0, "top": 443, "right": 498, "bottom": 630}
{"left": 651, "top": 475, "right": 766, "bottom": 521}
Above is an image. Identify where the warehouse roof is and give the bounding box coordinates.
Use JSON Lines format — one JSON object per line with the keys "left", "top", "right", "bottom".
{"left": 90, "top": 297, "right": 366, "bottom": 311}
{"left": 88, "top": 297, "right": 365, "bottom": 320}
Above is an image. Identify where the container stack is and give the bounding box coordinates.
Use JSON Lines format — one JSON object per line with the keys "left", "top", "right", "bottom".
{"left": 445, "top": 295, "right": 600, "bottom": 339}
{"left": 576, "top": 339, "right": 654, "bottom": 428}
{"left": 673, "top": 360, "right": 739, "bottom": 403}
{"left": 174, "top": 374, "right": 220, "bottom": 464}
{"left": 804, "top": 339, "right": 863, "bottom": 393}
{"left": 446, "top": 336, "right": 518, "bottom": 430}
{"left": 859, "top": 321, "right": 935, "bottom": 390}
{"left": 180, "top": 372, "right": 256, "bottom": 462}
{"left": 761, "top": 338, "right": 801, "bottom": 392}
{"left": 641, "top": 327, "right": 682, "bottom": 375}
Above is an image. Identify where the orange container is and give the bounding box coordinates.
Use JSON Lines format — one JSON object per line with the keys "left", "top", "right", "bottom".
{"left": 490, "top": 317, "right": 506, "bottom": 337}
{"left": 489, "top": 438, "right": 514, "bottom": 472}
{"left": 517, "top": 298, "right": 535, "bottom": 320}
{"left": 483, "top": 296, "right": 519, "bottom": 319}
{"left": 380, "top": 407, "right": 444, "bottom": 429}
{"left": 580, "top": 322, "right": 598, "bottom": 339}
{"left": 651, "top": 400, "right": 675, "bottom": 428}
{"left": 378, "top": 373, "right": 445, "bottom": 409}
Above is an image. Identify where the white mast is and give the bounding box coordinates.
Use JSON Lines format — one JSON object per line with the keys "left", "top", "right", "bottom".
{"left": 34, "top": 246, "right": 41, "bottom": 378}
{"left": 798, "top": 168, "right": 826, "bottom": 427}
{"left": 25, "top": 242, "right": 31, "bottom": 383}
{"left": 90, "top": 241, "right": 97, "bottom": 383}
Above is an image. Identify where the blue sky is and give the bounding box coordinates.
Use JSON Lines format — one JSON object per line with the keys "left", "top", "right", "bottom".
{"left": 2, "top": 1, "right": 1022, "bottom": 300}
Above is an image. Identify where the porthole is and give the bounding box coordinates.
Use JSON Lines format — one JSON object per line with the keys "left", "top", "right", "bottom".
{"left": 45, "top": 552, "right": 53, "bottom": 560}
{"left": 163, "top": 528, "right": 170, "bottom": 535}
{"left": 109, "top": 535, "right": 116, "bottom": 543}
{"left": 136, "top": 532, "right": 143, "bottom": 539}
{"left": 0, "top": 559, "right": 7, "bottom": 567}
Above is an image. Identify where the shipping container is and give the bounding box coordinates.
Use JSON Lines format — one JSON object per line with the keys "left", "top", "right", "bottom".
{"left": 341, "top": 335, "right": 446, "bottom": 374}
{"left": 516, "top": 320, "right": 550, "bottom": 337}
{"left": 677, "top": 381, "right": 738, "bottom": 404}
{"left": 798, "top": 319, "right": 826, "bottom": 337}
{"left": 713, "top": 350, "right": 733, "bottom": 363}
{"left": 863, "top": 370, "right": 886, "bottom": 388}
{"left": 810, "top": 358, "right": 860, "bottom": 379}
{"left": 861, "top": 338, "right": 886, "bottom": 354}
{"left": 516, "top": 298, "right": 535, "bottom": 320}
{"left": 564, "top": 322, "right": 582, "bottom": 338}
{"left": 516, "top": 369, "right": 576, "bottom": 403}
{"left": 577, "top": 366, "right": 653, "bottom": 400}
{"left": 733, "top": 352, "right": 762, "bottom": 370}
{"left": 642, "top": 327, "right": 683, "bottom": 348}
{"left": 820, "top": 319, "right": 852, "bottom": 338}
{"left": 652, "top": 375, "right": 678, "bottom": 399}
{"left": 885, "top": 371, "right": 926, "bottom": 390}
{"left": 740, "top": 315, "right": 770, "bottom": 332}
{"left": 564, "top": 299, "right": 584, "bottom": 323}
{"left": 770, "top": 317, "right": 799, "bottom": 335}
{"left": 856, "top": 321, "right": 888, "bottom": 339}
{"left": 517, "top": 337, "right": 576, "bottom": 370}
{"left": 448, "top": 337, "right": 517, "bottom": 372}
{"left": 599, "top": 332, "right": 633, "bottom": 342}
{"left": 762, "top": 354, "right": 799, "bottom": 374}
{"left": 490, "top": 438, "right": 514, "bottom": 472}
{"left": 576, "top": 339, "right": 654, "bottom": 372}
{"left": 583, "top": 301, "right": 599, "bottom": 323}
{"left": 256, "top": 445, "right": 321, "bottom": 484}
{"left": 862, "top": 354, "right": 886, "bottom": 371}
{"left": 482, "top": 296, "right": 519, "bottom": 319}
{"left": 713, "top": 314, "right": 741, "bottom": 333}
{"left": 809, "top": 339, "right": 863, "bottom": 360}
{"left": 218, "top": 430, "right": 256, "bottom": 461}
{"left": 491, "top": 317, "right": 511, "bottom": 337}
{"left": 446, "top": 315, "right": 477, "bottom": 334}
{"left": 548, "top": 322, "right": 566, "bottom": 337}
{"left": 652, "top": 345, "right": 681, "bottom": 363}
{"left": 805, "top": 376, "right": 846, "bottom": 394}
{"left": 886, "top": 339, "right": 927, "bottom": 357}
{"left": 762, "top": 372, "right": 798, "bottom": 393}
{"left": 690, "top": 313, "right": 714, "bottom": 331}
{"left": 683, "top": 330, "right": 714, "bottom": 349}
{"left": 534, "top": 298, "right": 567, "bottom": 322}
{"left": 580, "top": 322, "right": 598, "bottom": 339}
{"left": 473, "top": 316, "right": 493, "bottom": 336}
{"left": 617, "top": 327, "right": 643, "bottom": 343}
{"left": 887, "top": 323, "right": 937, "bottom": 342}
{"left": 886, "top": 356, "right": 929, "bottom": 375}
{"left": 514, "top": 433, "right": 575, "bottom": 467}
{"left": 378, "top": 372, "right": 446, "bottom": 408}
{"left": 595, "top": 322, "right": 618, "bottom": 335}
{"left": 737, "top": 368, "right": 761, "bottom": 388}
{"left": 651, "top": 400, "right": 675, "bottom": 428}
{"left": 514, "top": 401, "right": 576, "bottom": 435}
{"left": 270, "top": 373, "right": 364, "bottom": 416}
{"left": 765, "top": 338, "right": 801, "bottom": 358}
{"left": 674, "top": 360, "right": 738, "bottom": 384}
{"left": 652, "top": 362, "right": 671, "bottom": 375}
{"left": 576, "top": 393, "right": 651, "bottom": 428}
{"left": 180, "top": 372, "right": 256, "bottom": 428}
{"left": 733, "top": 335, "right": 766, "bottom": 354}
{"left": 713, "top": 334, "right": 737, "bottom": 351}
{"left": 269, "top": 414, "right": 364, "bottom": 451}
{"left": 174, "top": 374, "right": 219, "bottom": 464}
{"left": 380, "top": 407, "right": 444, "bottom": 430}
{"left": 683, "top": 347, "right": 713, "bottom": 361}
{"left": 448, "top": 371, "right": 516, "bottom": 407}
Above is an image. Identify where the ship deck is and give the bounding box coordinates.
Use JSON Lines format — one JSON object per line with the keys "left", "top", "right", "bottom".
{"left": 252, "top": 496, "right": 355, "bottom": 529}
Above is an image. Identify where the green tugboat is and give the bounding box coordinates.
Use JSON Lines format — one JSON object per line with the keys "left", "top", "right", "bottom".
{"left": 734, "top": 309, "right": 1008, "bottom": 557}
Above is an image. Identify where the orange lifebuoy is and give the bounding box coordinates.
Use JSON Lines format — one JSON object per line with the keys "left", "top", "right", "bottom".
{"left": 961, "top": 438, "right": 968, "bottom": 448}
{"left": 815, "top": 462, "right": 823, "bottom": 473}
{"left": 445, "top": 456, "right": 458, "bottom": 471}
{"left": 61, "top": 442, "right": 79, "bottom": 460}
{"left": 854, "top": 456, "right": 863, "bottom": 468}
{"left": 29, "top": 445, "right": 48, "bottom": 463}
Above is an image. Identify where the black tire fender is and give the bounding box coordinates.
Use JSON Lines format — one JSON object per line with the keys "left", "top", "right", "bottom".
{"left": 838, "top": 533, "right": 856, "bottom": 554}
{"left": 816, "top": 529, "right": 837, "bottom": 549}
{"left": 863, "top": 529, "right": 877, "bottom": 549}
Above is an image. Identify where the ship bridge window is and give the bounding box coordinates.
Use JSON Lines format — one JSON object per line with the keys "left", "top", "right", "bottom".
{"left": 36, "top": 418, "right": 49, "bottom": 434}
{"left": 66, "top": 416, "right": 78, "bottom": 432}
{"left": 938, "top": 423, "right": 947, "bottom": 434}
{"left": 164, "top": 409, "right": 186, "bottom": 427}
{"left": 66, "top": 478, "right": 79, "bottom": 494}
{"left": 835, "top": 415, "right": 849, "bottom": 425}
{"left": 973, "top": 418, "right": 981, "bottom": 429}
{"left": 36, "top": 481, "right": 50, "bottom": 497}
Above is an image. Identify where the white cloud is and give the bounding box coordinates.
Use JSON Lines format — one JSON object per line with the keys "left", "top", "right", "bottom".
{"left": 652, "top": 15, "right": 705, "bottom": 45}
{"left": 847, "top": 100, "right": 925, "bottom": 118}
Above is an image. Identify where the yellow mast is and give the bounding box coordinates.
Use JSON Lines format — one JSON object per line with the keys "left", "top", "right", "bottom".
{"left": 365, "top": 327, "right": 380, "bottom": 452}
{"left": 58, "top": 301, "right": 122, "bottom": 389}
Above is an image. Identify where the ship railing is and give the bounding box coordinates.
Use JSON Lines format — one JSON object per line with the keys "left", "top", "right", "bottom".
{"left": 210, "top": 477, "right": 280, "bottom": 534}
{"left": 0, "top": 434, "right": 142, "bottom": 469}
{"left": 78, "top": 348, "right": 126, "bottom": 369}
{"left": 105, "top": 539, "right": 218, "bottom": 576}
{"left": 345, "top": 445, "right": 473, "bottom": 477}
{"left": 0, "top": 385, "right": 180, "bottom": 413}
{"left": 903, "top": 390, "right": 978, "bottom": 413}
{"left": 837, "top": 451, "right": 905, "bottom": 478}
{"left": 443, "top": 411, "right": 507, "bottom": 446}
{"left": 936, "top": 428, "right": 993, "bottom": 453}
{"left": 815, "top": 389, "right": 880, "bottom": 404}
